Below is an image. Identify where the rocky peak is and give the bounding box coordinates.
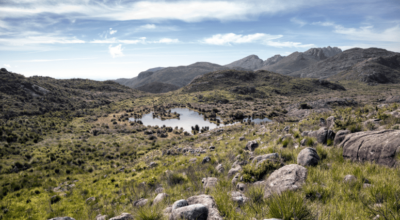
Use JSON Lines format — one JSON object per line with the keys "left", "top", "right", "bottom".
{"left": 224, "top": 55, "right": 264, "bottom": 70}
{"left": 263, "top": 55, "right": 284, "bottom": 66}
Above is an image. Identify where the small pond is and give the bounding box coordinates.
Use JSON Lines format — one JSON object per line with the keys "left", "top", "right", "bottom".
{"left": 129, "top": 108, "right": 271, "bottom": 133}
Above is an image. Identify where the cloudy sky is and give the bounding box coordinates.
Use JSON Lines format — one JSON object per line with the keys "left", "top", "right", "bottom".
{"left": 1, "top": 0, "right": 400, "bottom": 80}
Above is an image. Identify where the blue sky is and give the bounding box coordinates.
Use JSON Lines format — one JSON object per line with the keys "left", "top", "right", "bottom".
{"left": 0, "top": 0, "right": 399, "bottom": 80}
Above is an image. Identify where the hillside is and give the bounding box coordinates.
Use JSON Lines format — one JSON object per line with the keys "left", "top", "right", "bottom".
{"left": 184, "top": 69, "right": 346, "bottom": 96}
{"left": 290, "top": 47, "right": 399, "bottom": 79}
{"left": 136, "top": 82, "right": 180, "bottom": 93}
{"left": 114, "top": 62, "right": 229, "bottom": 90}
{"left": 330, "top": 54, "right": 400, "bottom": 84}
{"left": 257, "top": 46, "right": 342, "bottom": 75}
{"left": 0, "top": 68, "right": 138, "bottom": 119}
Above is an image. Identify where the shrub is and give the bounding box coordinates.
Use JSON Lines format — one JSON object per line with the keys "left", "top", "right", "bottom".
{"left": 266, "top": 191, "right": 313, "bottom": 220}
{"left": 348, "top": 123, "right": 362, "bottom": 133}
{"left": 50, "top": 195, "right": 61, "bottom": 204}
{"left": 167, "top": 173, "right": 186, "bottom": 186}
{"left": 305, "top": 138, "right": 314, "bottom": 147}
{"left": 242, "top": 160, "right": 281, "bottom": 182}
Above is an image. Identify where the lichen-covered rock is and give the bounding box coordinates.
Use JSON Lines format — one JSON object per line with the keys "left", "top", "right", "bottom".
{"left": 344, "top": 175, "right": 357, "bottom": 183}
{"left": 133, "top": 198, "right": 148, "bottom": 207}
{"left": 228, "top": 166, "right": 242, "bottom": 177}
{"left": 297, "top": 148, "right": 320, "bottom": 166}
{"left": 202, "top": 177, "right": 218, "bottom": 189}
{"left": 326, "top": 116, "right": 336, "bottom": 129}
{"left": 334, "top": 130, "right": 350, "bottom": 145}
{"left": 230, "top": 191, "right": 249, "bottom": 205}
{"left": 155, "top": 187, "right": 164, "bottom": 194}
{"left": 340, "top": 130, "right": 400, "bottom": 167}
{"left": 245, "top": 140, "right": 259, "bottom": 151}
{"left": 153, "top": 193, "right": 169, "bottom": 205}
{"left": 264, "top": 164, "right": 307, "bottom": 198}
{"left": 215, "top": 164, "right": 224, "bottom": 173}
{"left": 169, "top": 204, "right": 208, "bottom": 220}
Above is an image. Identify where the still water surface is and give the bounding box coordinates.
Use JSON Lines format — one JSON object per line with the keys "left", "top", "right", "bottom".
{"left": 129, "top": 108, "right": 271, "bottom": 133}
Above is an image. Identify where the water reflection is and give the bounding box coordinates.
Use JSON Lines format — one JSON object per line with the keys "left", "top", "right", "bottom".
{"left": 129, "top": 108, "right": 271, "bottom": 133}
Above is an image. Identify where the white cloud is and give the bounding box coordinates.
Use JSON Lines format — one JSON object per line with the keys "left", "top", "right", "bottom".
{"left": 119, "top": 37, "right": 147, "bottom": 44}
{"left": 203, "top": 33, "right": 282, "bottom": 45}
{"left": 109, "top": 44, "right": 124, "bottom": 58}
{"left": 154, "top": 38, "right": 179, "bottom": 44}
{"left": 90, "top": 38, "right": 118, "bottom": 44}
{"left": 139, "top": 24, "right": 156, "bottom": 29}
{"left": 109, "top": 28, "right": 117, "bottom": 35}
{"left": 313, "top": 21, "right": 400, "bottom": 42}
{"left": 0, "top": 0, "right": 320, "bottom": 22}
{"left": 290, "top": 17, "right": 307, "bottom": 27}
{"left": 3, "top": 64, "right": 11, "bottom": 68}
{"left": 0, "top": 34, "right": 85, "bottom": 45}
{"left": 264, "top": 41, "right": 315, "bottom": 48}
{"left": 91, "top": 37, "right": 178, "bottom": 44}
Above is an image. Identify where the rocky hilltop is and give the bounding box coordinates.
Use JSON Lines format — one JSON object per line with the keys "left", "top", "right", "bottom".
{"left": 257, "top": 46, "right": 342, "bottom": 75}
{"left": 290, "top": 47, "right": 398, "bottom": 79}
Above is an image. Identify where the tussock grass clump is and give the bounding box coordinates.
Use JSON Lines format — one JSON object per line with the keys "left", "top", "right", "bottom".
{"left": 266, "top": 191, "right": 313, "bottom": 220}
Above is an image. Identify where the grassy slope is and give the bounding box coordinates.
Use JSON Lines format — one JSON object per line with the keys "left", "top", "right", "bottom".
{"left": 1, "top": 77, "right": 400, "bottom": 219}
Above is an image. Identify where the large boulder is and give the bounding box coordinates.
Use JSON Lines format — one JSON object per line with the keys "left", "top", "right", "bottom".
{"left": 230, "top": 191, "right": 249, "bottom": 205}
{"left": 245, "top": 140, "right": 259, "bottom": 151}
{"left": 202, "top": 177, "right": 218, "bottom": 189}
{"left": 109, "top": 213, "right": 134, "bottom": 220}
{"left": 186, "top": 195, "right": 223, "bottom": 220}
{"left": 297, "top": 148, "right": 320, "bottom": 166}
{"left": 340, "top": 130, "right": 400, "bottom": 167}
{"left": 169, "top": 204, "right": 208, "bottom": 220}
{"left": 264, "top": 164, "right": 308, "bottom": 198}
{"left": 334, "top": 130, "right": 350, "bottom": 145}
{"left": 307, "top": 127, "right": 335, "bottom": 144}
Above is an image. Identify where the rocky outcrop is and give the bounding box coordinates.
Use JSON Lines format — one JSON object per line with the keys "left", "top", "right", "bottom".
{"left": 228, "top": 166, "right": 242, "bottom": 177}
{"left": 305, "top": 127, "right": 335, "bottom": 144}
{"left": 340, "top": 130, "right": 400, "bottom": 167}
{"left": 215, "top": 164, "right": 224, "bottom": 173}
{"left": 264, "top": 164, "right": 308, "bottom": 198}
{"left": 133, "top": 198, "right": 148, "bottom": 207}
{"left": 230, "top": 191, "right": 249, "bottom": 205}
{"left": 297, "top": 148, "right": 320, "bottom": 166}
{"left": 334, "top": 130, "right": 350, "bottom": 145}
{"left": 172, "top": 199, "right": 189, "bottom": 210}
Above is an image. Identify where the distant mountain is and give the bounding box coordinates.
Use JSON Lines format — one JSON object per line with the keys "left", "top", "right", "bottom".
{"left": 224, "top": 55, "right": 263, "bottom": 70}
{"left": 136, "top": 82, "right": 180, "bottom": 93}
{"left": 263, "top": 55, "right": 284, "bottom": 66}
{"left": 329, "top": 54, "right": 400, "bottom": 84}
{"left": 114, "top": 62, "right": 229, "bottom": 92}
{"left": 290, "top": 48, "right": 398, "bottom": 79}
{"left": 258, "top": 46, "right": 342, "bottom": 75}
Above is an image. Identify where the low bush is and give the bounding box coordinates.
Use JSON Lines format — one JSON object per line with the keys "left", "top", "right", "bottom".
{"left": 266, "top": 191, "right": 313, "bottom": 220}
